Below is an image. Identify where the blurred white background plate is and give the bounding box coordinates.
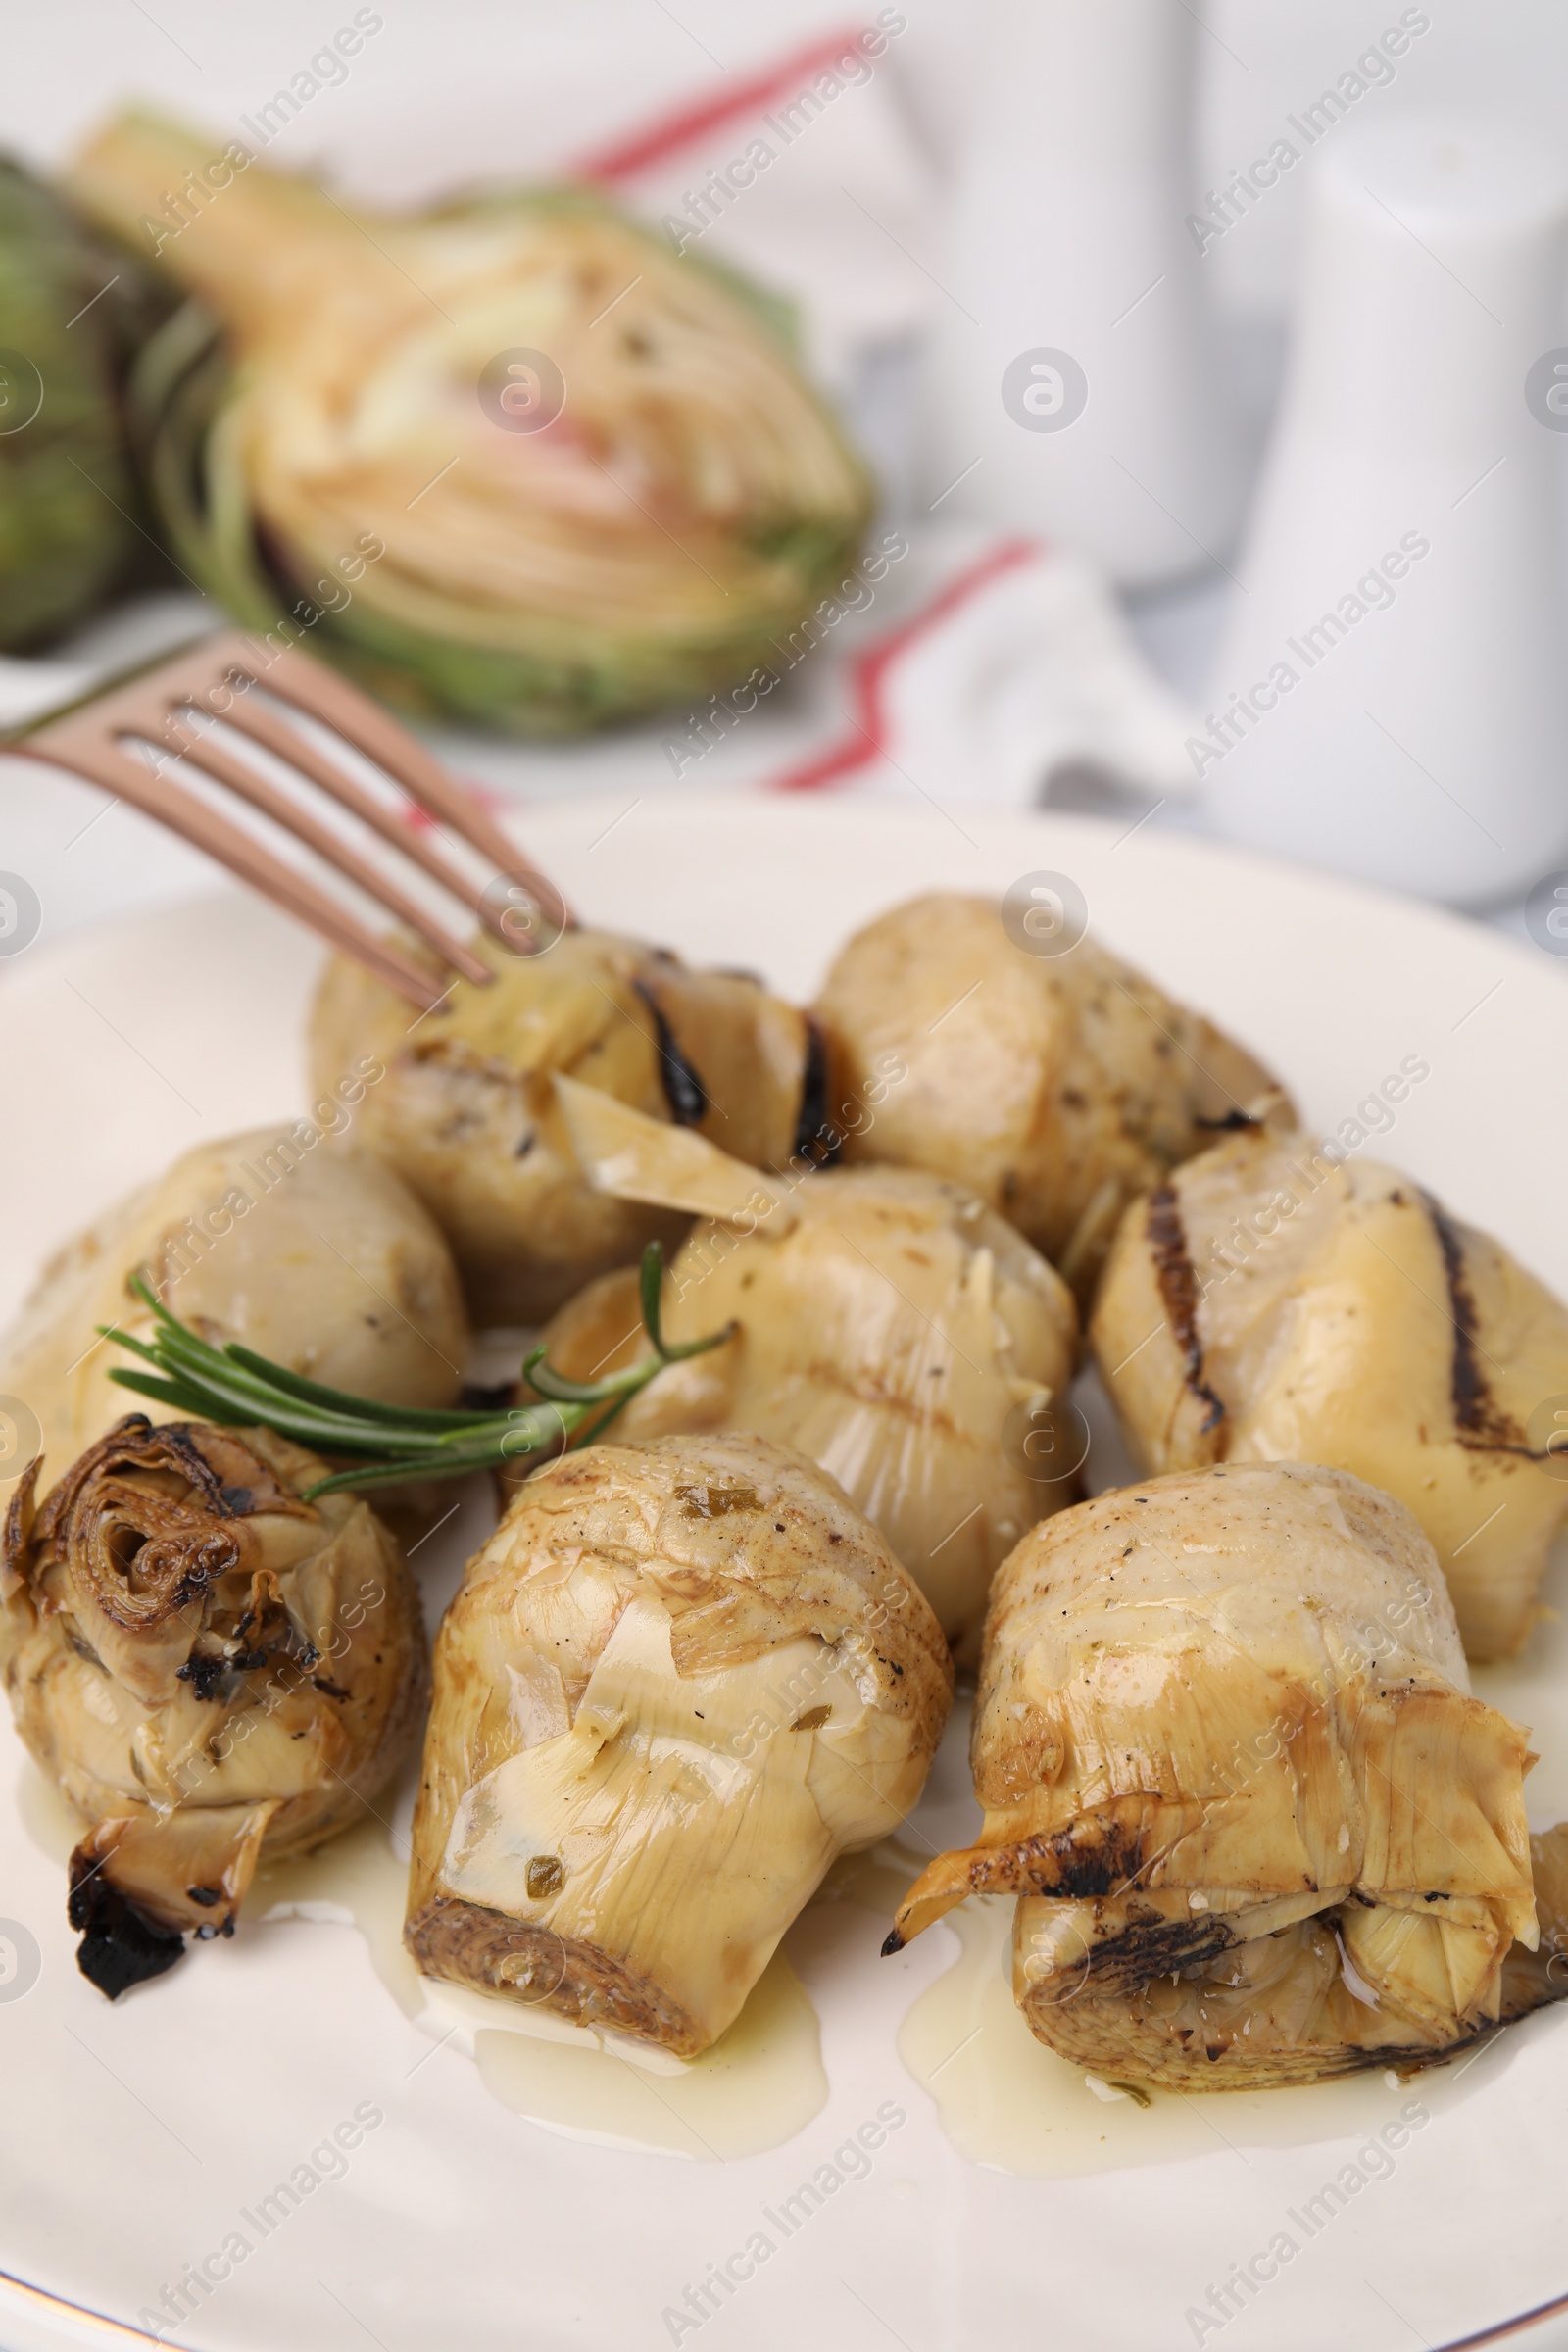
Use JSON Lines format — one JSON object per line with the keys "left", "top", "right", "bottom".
{"left": 0, "top": 799, "right": 1565, "bottom": 2352}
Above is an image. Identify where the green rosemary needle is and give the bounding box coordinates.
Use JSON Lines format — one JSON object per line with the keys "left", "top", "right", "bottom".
{"left": 101, "top": 1245, "right": 732, "bottom": 1500}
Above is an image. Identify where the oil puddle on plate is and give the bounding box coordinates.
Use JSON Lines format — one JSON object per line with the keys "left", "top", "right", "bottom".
{"left": 20, "top": 1759, "right": 826, "bottom": 2160}
{"left": 23, "top": 1759, "right": 1516, "bottom": 2180}
{"left": 471, "top": 1841, "right": 929, "bottom": 2162}
{"left": 898, "top": 1892, "right": 1531, "bottom": 2178}
{"left": 249, "top": 1808, "right": 829, "bottom": 2163}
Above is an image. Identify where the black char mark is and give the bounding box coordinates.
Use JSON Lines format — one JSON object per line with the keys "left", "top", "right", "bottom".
{"left": 1424, "top": 1191, "right": 1526, "bottom": 1450}
{"left": 883, "top": 1814, "right": 1153, "bottom": 1960}
{"left": 68, "top": 1867, "right": 185, "bottom": 1999}
{"left": 791, "top": 1015, "right": 844, "bottom": 1169}
{"left": 1007, "top": 1817, "right": 1149, "bottom": 1901}
{"left": 91, "top": 1418, "right": 243, "bottom": 1519}
{"left": 1146, "top": 1186, "right": 1226, "bottom": 1437}
{"left": 1076, "top": 1913, "right": 1237, "bottom": 1996}
{"left": 633, "top": 981, "right": 707, "bottom": 1125}
{"left": 175, "top": 1652, "right": 227, "bottom": 1701}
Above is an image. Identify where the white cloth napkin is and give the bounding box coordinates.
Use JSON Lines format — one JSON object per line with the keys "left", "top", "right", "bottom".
{"left": 761, "top": 526, "right": 1200, "bottom": 807}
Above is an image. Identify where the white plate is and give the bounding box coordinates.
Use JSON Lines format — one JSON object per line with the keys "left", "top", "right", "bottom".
{"left": 1, "top": 798, "right": 1566, "bottom": 2352}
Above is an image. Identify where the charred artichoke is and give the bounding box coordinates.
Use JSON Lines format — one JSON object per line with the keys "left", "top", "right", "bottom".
{"left": 814, "top": 893, "right": 1285, "bottom": 1302}
{"left": 310, "top": 929, "right": 827, "bottom": 1322}
{"left": 888, "top": 1462, "right": 1559, "bottom": 2089}
{"left": 1089, "top": 1119, "right": 1568, "bottom": 1661}
{"left": 545, "top": 1079, "right": 1082, "bottom": 1652}
{"left": 1, "top": 1416, "right": 426, "bottom": 1997}
{"left": 69, "top": 111, "right": 873, "bottom": 733}
{"left": 407, "top": 1432, "right": 952, "bottom": 2056}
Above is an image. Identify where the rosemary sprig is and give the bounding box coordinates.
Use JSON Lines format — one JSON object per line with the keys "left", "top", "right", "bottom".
{"left": 101, "top": 1246, "right": 731, "bottom": 1500}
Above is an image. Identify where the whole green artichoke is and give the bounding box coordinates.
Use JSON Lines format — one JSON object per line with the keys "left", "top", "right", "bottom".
{"left": 0, "top": 159, "right": 160, "bottom": 650}
{"left": 71, "top": 112, "right": 875, "bottom": 736}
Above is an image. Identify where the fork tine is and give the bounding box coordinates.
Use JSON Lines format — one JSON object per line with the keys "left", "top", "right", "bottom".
{"left": 162, "top": 717, "right": 493, "bottom": 986}
{"left": 21, "top": 730, "right": 449, "bottom": 1011}
{"left": 243, "top": 636, "right": 573, "bottom": 947}
{"left": 215, "top": 691, "right": 500, "bottom": 921}
{"left": 19, "top": 624, "right": 576, "bottom": 993}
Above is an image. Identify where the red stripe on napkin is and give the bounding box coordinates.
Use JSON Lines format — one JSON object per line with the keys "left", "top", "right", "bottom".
{"left": 769, "top": 539, "right": 1045, "bottom": 794}
{"left": 570, "top": 27, "right": 871, "bottom": 183}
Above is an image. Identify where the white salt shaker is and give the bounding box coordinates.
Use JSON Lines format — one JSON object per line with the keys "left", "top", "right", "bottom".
{"left": 1201, "top": 114, "right": 1568, "bottom": 905}
{"left": 918, "top": 0, "right": 1245, "bottom": 588}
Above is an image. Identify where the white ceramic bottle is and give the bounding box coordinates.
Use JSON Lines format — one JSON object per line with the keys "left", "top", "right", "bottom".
{"left": 918, "top": 0, "right": 1246, "bottom": 587}
{"left": 1201, "top": 114, "right": 1568, "bottom": 904}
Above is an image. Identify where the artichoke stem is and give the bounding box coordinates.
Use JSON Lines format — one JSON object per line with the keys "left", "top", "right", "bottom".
{"left": 72, "top": 109, "right": 367, "bottom": 323}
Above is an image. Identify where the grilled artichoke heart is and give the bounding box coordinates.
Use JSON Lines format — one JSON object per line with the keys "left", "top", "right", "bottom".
{"left": 0, "top": 1124, "right": 469, "bottom": 1490}
{"left": 1, "top": 1416, "right": 427, "bottom": 1998}
{"left": 813, "top": 893, "right": 1284, "bottom": 1300}
{"left": 70, "top": 112, "right": 872, "bottom": 733}
{"left": 1089, "top": 1121, "right": 1568, "bottom": 1662}
{"left": 407, "top": 1432, "right": 952, "bottom": 2057}
{"left": 887, "top": 1462, "right": 1556, "bottom": 2090}
{"left": 541, "top": 1080, "right": 1081, "bottom": 1651}
{"left": 0, "top": 156, "right": 167, "bottom": 648}
{"left": 310, "top": 930, "right": 827, "bottom": 1321}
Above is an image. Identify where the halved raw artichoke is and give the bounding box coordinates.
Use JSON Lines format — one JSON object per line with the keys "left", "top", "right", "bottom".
{"left": 1, "top": 1416, "right": 427, "bottom": 1997}
{"left": 887, "top": 1462, "right": 1560, "bottom": 2089}
{"left": 0, "top": 157, "right": 167, "bottom": 648}
{"left": 69, "top": 112, "right": 873, "bottom": 733}
{"left": 407, "top": 1431, "right": 952, "bottom": 2056}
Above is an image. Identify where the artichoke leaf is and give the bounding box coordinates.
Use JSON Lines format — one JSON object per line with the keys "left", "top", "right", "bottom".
{"left": 555, "top": 1073, "right": 795, "bottom": 1229}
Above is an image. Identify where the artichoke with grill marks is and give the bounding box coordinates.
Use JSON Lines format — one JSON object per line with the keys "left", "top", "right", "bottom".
{"left": 0, "top": 1123, "right": 469, "bottom": 1494}
{"left": 886, "top": 1462, "right": 1563, "bottom": 2090}
{"left": 543, "top": 1078, "right": 1082, "bottom": 1651}
{"left": 1088, "top": 1120, "right": 1568, "bottom": 1661}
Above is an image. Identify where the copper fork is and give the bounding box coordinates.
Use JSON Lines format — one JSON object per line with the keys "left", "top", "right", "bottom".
{"left": 12, "top": 628, "right": 572, "bottom": 1011}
